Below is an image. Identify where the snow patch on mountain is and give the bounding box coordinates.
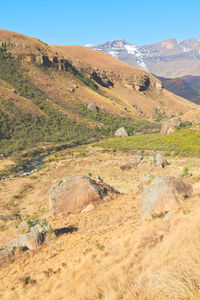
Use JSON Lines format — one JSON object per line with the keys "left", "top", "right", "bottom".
{"left": 177, "top": 41, "right": 190, "bottom": 52}
{"left": 124, "top": 44, "right": 149, "bottom": 71}
{"left": 108, "top": 51, "right": 118, "bottom": 58}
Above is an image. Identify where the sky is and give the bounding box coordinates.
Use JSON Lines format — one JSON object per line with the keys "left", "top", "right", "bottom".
{"left": 0, "top": 0, "right": 200, "bottom": 46}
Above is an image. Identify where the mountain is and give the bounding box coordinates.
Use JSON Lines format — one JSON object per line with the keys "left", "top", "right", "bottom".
{"left": 87, "top": 38, "right": 200, "bottom": 78}
{"left": 159, "top": 75, "right": 200, "bottom": 104}
{"left": 0, "top": 29, "right": 199, "bottom": 160}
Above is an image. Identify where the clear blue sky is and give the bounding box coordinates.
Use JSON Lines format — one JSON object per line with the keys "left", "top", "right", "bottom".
{"left": 1, "top": 0, "right": 199, "bottom": 46}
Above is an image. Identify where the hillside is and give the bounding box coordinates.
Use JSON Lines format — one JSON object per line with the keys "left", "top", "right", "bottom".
{"left": 0, "top": 29, "right": 199, "bottom": 168}
{"left": 87, "top": 38, "right": 200, "bottom": 78}
{"left": 2, "top": 30, "right": 200, "bottom": 299}
{"left": 51, "top": 44, "right": 198, "bottom": 118}
{"left": 159, "top": 75, "right": 200, "bottom": 104}
{"left": 1, "top": 138, "right": 200, "bottom": 299}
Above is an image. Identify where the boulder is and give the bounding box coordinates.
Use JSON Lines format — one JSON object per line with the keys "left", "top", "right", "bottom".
{"left": 87, "top": 103, "right": 99, "bottom": 112}
{"left": 140, "top": 176, "right": 193, "bottom": 218}
{"left": 156, "top": 153, "right": 169, "bottom": 168}
{"left": 10, "top": 232, "right": 43, "bottom": 250}
{"left": 120, "top": 156, "right": 143, "bottom": 171}
{"left": 50, "top": 175, "right": 119, "bottom": 216}
{"left": 18, "top": 221, "right": 30, "bottom": 234}
{"left": 115, "top": 127, "right": 128, "bottom": 137}
{"left": 160, "top": 119, "right": 181, "bottom": 134}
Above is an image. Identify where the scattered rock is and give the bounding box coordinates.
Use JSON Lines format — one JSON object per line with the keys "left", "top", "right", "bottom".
{"left": 18, "top": 221, "right": 30, "bottom": 234}
{"left": 87, "top": 103, "right": 99, "bottom": 112}
{"left": 115, "top": 127, "right": 128, "bottom": 137}
{"left": 0, "top": 248, "right": 14, "bottom": 266}
{"left": 81, "top": 203, "right": 95, "bottom": 213}
{"left": 156, "top": 153, "right": 169, "bottom": 168}
{"left": 67, "top": 87, "right": 75, "bottom": 93}
{"left": 10, "top": 232, "right": 43, "bottom": 251}
{"left": 160, "top": 119, "right": 181, "bottom": 134}
{"left": 120, "top": 156, "right": 143, "bottom": 171}
{"left": 140, "top": 176, "right": 193, "bottom": 219}
{"left": 50, "top": 175, "right": 120, "bottom": 216}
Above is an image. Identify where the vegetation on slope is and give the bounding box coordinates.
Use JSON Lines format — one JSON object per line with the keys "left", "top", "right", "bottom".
{"left": 0, "top": 47, "right": 159, "bottom": 159}
{"left": 94, "top": 127, "right": 200, "bottom": 157}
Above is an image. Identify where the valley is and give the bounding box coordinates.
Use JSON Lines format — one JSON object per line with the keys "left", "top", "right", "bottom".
{"left": 1, "top": 29, "right": 200, "bottom": 300}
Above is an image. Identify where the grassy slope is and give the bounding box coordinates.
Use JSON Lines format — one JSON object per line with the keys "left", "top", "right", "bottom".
{"left": 1, "top": 148, "right": 200, "bottom": 299}
{"left": 94, "top": 126, "right": 200, "bottom": 157}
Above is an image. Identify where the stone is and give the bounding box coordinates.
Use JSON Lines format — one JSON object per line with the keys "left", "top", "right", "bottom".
{"left": 140, "top": 176, "right": 193, "bottom": 219}
{"left": 50, "top": 175, "right": 119, "bottom": 216}
{"left": 120, "top": 156, "right": 143, "bottom": 171}
{"left": 0, "top": 248, "right": 14, "bottom": 266}
{"left": 81, "top": 203, "right": 95, "bottom": 213}
{"left": 160, "top": 119, "right": 181, "bottom": 134}
{"left": 18, "top": 221, "right": 29, "bottom": 234}
{"left": 87, "top": 103, "right": 99, "bottom": 112}
{"left": 115, "top": 127, "right": 128, "bottom": 137}
{"left": 10, "top": 232, "right": 43, "bottom": 250}
{"left": 156, "top": 153, "right": 169, "bottom": 168}
{"left": 29, "top": 219, "right": 52, "bottom": 234}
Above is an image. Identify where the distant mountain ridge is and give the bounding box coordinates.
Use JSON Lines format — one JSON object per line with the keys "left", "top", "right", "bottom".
{"left": 159, "top": 75, "right": 200, "bottom": 104}
{"left": 86, "top": 38, "right": 200, "bottom": 78}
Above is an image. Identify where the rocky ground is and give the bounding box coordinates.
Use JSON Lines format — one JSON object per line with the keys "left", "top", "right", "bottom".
{"left": 0, "top": 147, "right": 200, "bottom": 299}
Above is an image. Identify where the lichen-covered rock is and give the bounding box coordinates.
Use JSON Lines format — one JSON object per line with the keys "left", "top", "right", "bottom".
{"left": 10, "top": 232, "right": 43, "bottom": 250}
{"left": 140, "top": 176, "right": 193, "bottom": 219}
{"left": 136, "top": 174, "right": 154, "bottom": 194}
{"left": 115, "top": 127, "right": 128, "bottom": 137}
{"left": 120, "top": 156, "right": 143, "bottom": 171}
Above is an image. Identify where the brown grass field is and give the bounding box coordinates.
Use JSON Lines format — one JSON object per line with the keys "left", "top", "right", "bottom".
{"left": 1, "top": 147, "right": 200, "bottom": 299}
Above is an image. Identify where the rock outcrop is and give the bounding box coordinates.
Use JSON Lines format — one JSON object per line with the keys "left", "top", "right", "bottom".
{"left": 115, "top": 127, "right": 128, "bottom": 137}
{"left": 140, "top": 176, "right": 193, "bottom": 218}
{"left": 50, "top": 175, "right": 119, "bottom": 216}
{"left": 120, "top": 156, "right": 143, "bottom": 171}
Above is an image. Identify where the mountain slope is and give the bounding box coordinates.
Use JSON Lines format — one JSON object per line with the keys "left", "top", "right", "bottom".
{"left": 87, "top": 38, "right": 200, "bottom": 78}
{"left": 0, "top": 29, "right": 199, "bottom": 159}
{"left": 159, "top": 75, "right": 200, "bottom": 104}
{"left": 51, "top": 44, "right": 198, "bottom": 118}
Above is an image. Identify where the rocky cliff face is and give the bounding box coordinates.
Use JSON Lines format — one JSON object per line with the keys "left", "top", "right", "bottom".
{"left": 0, "top": 39, "right": 162, "bottom": 93}
{"left": 0, "top": 39, "right": 72, "bottom": 71}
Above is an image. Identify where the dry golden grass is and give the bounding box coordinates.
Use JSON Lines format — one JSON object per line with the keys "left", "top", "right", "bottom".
{"left": 0, "top": 148, "right": 200, "bottom": 299}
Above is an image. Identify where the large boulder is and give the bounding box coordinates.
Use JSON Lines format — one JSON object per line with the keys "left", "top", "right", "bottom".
{"left": 160, "top": 119, "right": 181, "bottom": 134}
{"left": 50, "top": 175, "right": 119, "bottom": 216}
{"left": 120, "top": 156, "right": 143, "bottom": 171}
{"left": 156, "top": 153, "right": 169, "bottom": 168}
{"left": 140, "top": 176, "right": 193, "bottom": 219}
{"left": 115, "top": 127, "right": 128, "bottom": 137}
